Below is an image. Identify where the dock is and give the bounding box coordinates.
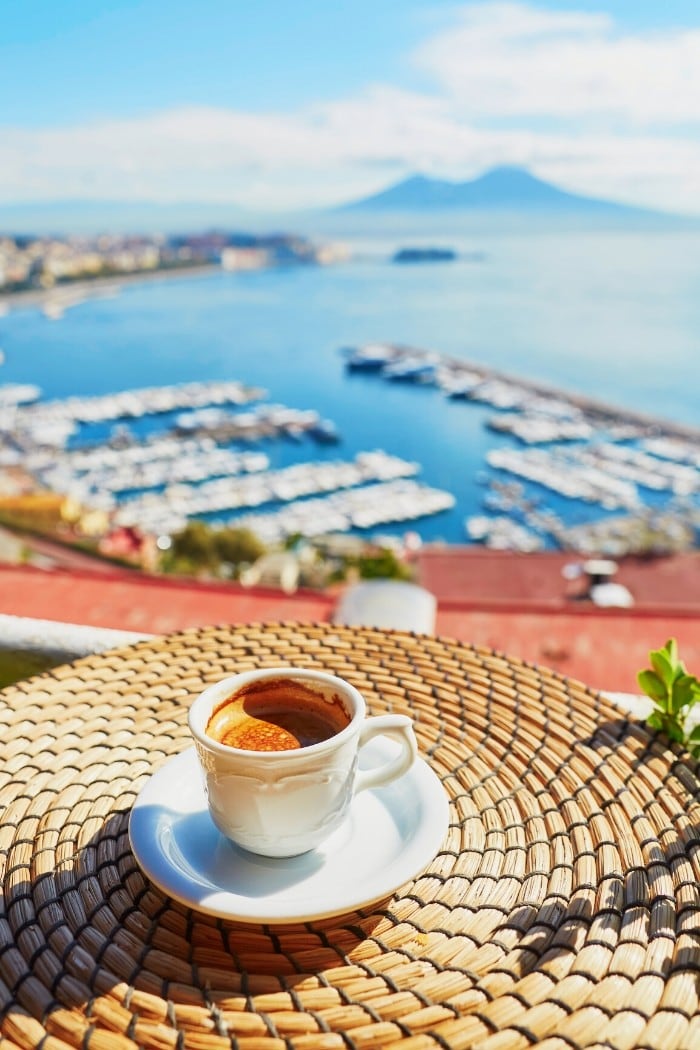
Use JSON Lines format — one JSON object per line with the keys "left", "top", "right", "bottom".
{"left": 343, "top": 343, "right": 700, "bottom": 441}
{"left": 344, "top": 342, "right": 700, "bottom": 555}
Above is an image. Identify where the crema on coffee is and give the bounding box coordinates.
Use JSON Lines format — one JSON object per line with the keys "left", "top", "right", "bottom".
{"left": 205, "top": 677, "right": 350, "bottom": 751}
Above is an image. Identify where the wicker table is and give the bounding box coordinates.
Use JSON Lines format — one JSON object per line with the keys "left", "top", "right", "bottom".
{"left": 1, "top": 622, "right": 699, "bottom": 1050}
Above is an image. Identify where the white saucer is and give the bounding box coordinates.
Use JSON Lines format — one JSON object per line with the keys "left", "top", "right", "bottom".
{"left": 129, "top": 741, "right": 450, "bottom": 924}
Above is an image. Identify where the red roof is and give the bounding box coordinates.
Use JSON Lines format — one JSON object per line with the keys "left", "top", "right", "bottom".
{"left": 0, "top": 563, "right": 335, "bottom": 635}
{"left": 2, "top": 546, "right": 699, "bottom": 696}
{"left": 417, "top": 546, "right": 700, "bottom": 611}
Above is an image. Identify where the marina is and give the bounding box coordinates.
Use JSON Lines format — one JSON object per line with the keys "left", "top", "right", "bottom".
{"left": 22, "top": 437, "right": 271, "bottom": 506}
{"left": 465, "top": 514, "right": 545, "bottom": 552}
{"left": 0, "top": 376, "right": 453, "bottom": 539}
{"left": 174, "top": 403, "right": 341, "bottom": 444}
{"left": 112, "top": 449, "right": 435, "bottom": 535}
{"left": 228, "top": 478, "right": 456, "bottom": 544}
{"left": 4, "top": 379, "right": 264, "bottom": 436}
{"left": 485, "top": 447, "right": 641, "bottom": 510}
{"left": 1, "top": 345, "right": 699, "bottom": 553}
{"left": 1, "top": 234, "right": 699, "bottom": 555}
{"left": 344, "top": 342, "right": 700, "bottom": 552}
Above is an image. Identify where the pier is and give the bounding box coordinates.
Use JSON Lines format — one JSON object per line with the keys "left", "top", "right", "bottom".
{"left": 343, "top": 343, "right": 700, "bottom": 442}
{"left": 344, "top": 342, "right": 700, "bottom": 553}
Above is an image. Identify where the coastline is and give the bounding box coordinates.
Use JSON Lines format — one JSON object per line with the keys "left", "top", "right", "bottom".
{"left": 0, "top": 262, "right": 221, "bottom": 315}
{"left": 1, "top": 235, "right": 698, "bottom": 552}
{"left": 5, "top": 264, "right": 699, "bottom": 445}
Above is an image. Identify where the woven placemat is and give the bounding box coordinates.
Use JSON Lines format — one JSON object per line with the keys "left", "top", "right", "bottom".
{"left": 0, "top": 621, "right": 699, "bottom": 1050}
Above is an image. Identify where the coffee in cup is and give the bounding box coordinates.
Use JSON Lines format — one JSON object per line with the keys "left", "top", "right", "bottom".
{"left": 188, "top": 667, "right": 418, "bottom": 857}
{"left": 205, "top": 676, "right": 351, "bottom": 751}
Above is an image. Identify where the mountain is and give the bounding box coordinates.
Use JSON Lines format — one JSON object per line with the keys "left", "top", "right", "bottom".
{"left": 340, "top": 166, "right": 665, "bottom": 217}
{"left": 0, "top": 167, "right": 683, "bottom": 235}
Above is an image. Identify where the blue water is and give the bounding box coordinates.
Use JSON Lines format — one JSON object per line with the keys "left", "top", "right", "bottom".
{"left": 1, "top": 224, "right": 699, "bottom": 544}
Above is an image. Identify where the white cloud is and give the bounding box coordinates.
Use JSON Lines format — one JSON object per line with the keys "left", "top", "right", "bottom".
{"left": 413, "top": 2, "right": 700, "bottom": 125}
{"left": 2, "top": 4, "right": 700, "bottom": 214}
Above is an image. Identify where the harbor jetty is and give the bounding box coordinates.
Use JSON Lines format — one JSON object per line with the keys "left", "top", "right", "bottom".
{"left": 342, "top": 342, "right": 700, "bottom": 442}
{"left": 344, "top": 343, "right": 700, "bottom": 554}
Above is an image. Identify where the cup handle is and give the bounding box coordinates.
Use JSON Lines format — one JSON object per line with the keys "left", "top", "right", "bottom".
{"left": 354, "top": 715, "right": 418, "bottom": 793}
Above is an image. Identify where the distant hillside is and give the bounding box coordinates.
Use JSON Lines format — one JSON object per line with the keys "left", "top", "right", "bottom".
{"left": 341, "top": 166, "right": 664, "bottom": 217}
{"left": 0, "top": 168, "right": 684, "bottom": 235}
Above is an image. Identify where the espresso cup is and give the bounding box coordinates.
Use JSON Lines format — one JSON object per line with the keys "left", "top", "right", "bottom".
{"left": 188, "top": 666, "right": 418, "bottom": 857}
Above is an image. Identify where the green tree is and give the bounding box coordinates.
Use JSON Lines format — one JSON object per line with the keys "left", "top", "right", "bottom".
{"left": 166, "top": 521, "right": 219, "bottom": 574}
{"left": 162, "top": 521, "right": 267, "bottom": 577}
{"left": 214, "top": 527, "right": 266, "bottom": 573}
{"left": 355, "top": 548, "right": 413, "bottom": 581}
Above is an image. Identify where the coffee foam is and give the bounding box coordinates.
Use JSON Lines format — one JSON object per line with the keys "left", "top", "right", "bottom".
{"left": 205, "top": 677, "right": 350, "bottom": 751}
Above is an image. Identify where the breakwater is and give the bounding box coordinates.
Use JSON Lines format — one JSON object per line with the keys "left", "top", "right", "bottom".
{"left": 344, "top": 343, "right": 700, "bottom": 554}
{"left": 344, "top": 342, "right": 700, "bottom": 441}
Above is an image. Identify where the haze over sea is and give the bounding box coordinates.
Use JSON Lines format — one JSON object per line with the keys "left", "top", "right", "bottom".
{"left": 2, "top": 215, "right": 699, "bottom": 545}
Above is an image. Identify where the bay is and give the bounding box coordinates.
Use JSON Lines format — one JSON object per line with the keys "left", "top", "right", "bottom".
{"left": 1, "top": 223, "right": 699, "bottom": 545}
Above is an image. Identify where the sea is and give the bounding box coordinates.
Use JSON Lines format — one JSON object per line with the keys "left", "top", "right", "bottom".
{"left": 1, "top": 216, "right": 699, "bottom": 546}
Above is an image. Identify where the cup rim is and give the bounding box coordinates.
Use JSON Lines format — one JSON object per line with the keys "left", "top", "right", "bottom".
{"left": 187, "top": 666, "right": 365, "bottom": 757}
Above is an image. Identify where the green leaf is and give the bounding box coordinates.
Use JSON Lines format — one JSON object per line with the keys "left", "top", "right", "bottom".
{"left": 671, "top": 675, "right": 698, "bottom": 714}
{"left": 639, "top": 640, "right": 700, "bottom": 753}
{"left": 666, "top": 721, "right": 685, "bottom": 743}
{"left": 646, "top": 711, "right": 664, "bottom": 731}
{"left": 664, "top": 638, "right": 679, "bottom": 666}
{"left": 650, "top": 647, "right": 677, "bottom": 688}
{"left": 637, "top": 669, "right": 668, "bottom": 705}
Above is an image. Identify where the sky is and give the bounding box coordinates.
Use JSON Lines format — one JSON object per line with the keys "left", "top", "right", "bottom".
{"left": 3, "top": 0, "right": 700, "bottom": 215}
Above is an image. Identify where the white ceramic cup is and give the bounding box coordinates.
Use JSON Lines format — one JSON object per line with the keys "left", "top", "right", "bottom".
{"left": 188, "top": 666, "right": 418, "bottom": 857}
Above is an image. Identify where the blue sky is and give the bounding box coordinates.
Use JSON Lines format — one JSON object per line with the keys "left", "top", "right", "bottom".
{"left": 3, "top": 1, "right": 700, "bottom": 213}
